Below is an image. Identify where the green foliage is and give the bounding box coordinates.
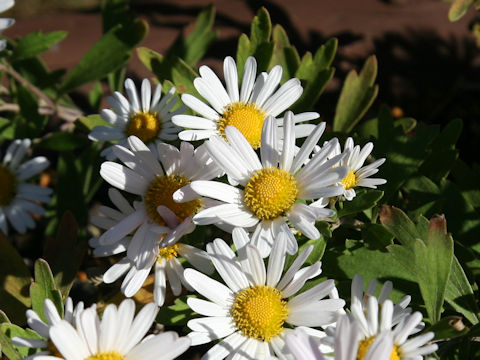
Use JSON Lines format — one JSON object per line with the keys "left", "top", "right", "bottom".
{"left": 333, "top": 56, "right": 379, "bottom": 133}
{"left": 29, "top": 259, "right": 63, "bottom": 323}
{"left": 156, "top": 296, "right": 196, "bottom": 326}
{"left": 0, "top": 232, "right": 31, "bottom": 325}
{"left": 11, "top": 31, "right": 67, "bottom": 62}
{"left": 337, "top": 190, "right": 384, "bottom": 218}
{"left": 380, "top": 206, "right": 478, "bottom": 324}
{"left": 448, "top": 0, "right": 475, "bottom": 21}
{"left": 60, "top": 19, "right": 147, "bottom": 93}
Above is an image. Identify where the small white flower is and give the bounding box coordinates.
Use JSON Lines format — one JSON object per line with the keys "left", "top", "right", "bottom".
{"left": 174, "top": 113, "right": 348, "bottom": 257}
{"left": 330, "top": 137, "right": 386, "bottom": 201}
{"left": 32, "top": 299, "right": 190, "bottom": 360}
{"left": 89, "top": 78, "right": 184, "bottom": 160}
{"left": 0, "top": 0, "right": 14, "bottom": 50}
{"left": 172, "top": 56, "right": 319, "bottom": 149}
{"left": 11, "top": 297, "right": 84, "bottom": 358}
{"left": 0, "top": 138, "right": 52, "bottom": 234}
{"left": 184, "top": 228, "right": 345, "bottom": 360}
{"left": 96, "top": 137, "right": 220, "bottom": 301}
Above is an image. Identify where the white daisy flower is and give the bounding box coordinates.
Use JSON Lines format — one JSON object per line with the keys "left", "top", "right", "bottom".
{"left": 350, "top": 298, "right": 438, "bottom": 360}
{"left": 97, "top": 137, "right": 220, "bottom": 302}
{"left": 350, "top": 274, "right": 416, "bottom": 329}
{"left": 0, "top": 138, "right": 52, "bottom": 234}
{"left": 0, "top": 0, "right": 14, "bottom": 50}
{"left": 329, "top": 137, "right": 386, "bottom": 201}
{"left": 11, "top": 297, "right": 84, "bottom": 358}
{"left": 89, "top": 78, "right": 184, "bottom": 160}
{"left": 172, "top": 56, "right": 319, "bottom": 149}
{"left": 174, "top": 113, "right": 348, "bottom": 257}
{"left": 101, "top": 226, "right": 214, "bottom": 306}
{"left": 285, "top": 317, "right": 395, "bottom": 360}
{"left": 184, "top": 228, "right": 345, "bottom": 360}
{"left": 33, "top": 299, "right": 190, "bottom": 360}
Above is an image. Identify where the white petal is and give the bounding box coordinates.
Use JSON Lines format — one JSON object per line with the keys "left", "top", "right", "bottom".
{"left": 183, "top": 268, "right": 233, "bottom": 305}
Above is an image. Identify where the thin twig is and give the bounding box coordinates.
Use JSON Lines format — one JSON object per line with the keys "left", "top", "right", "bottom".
{"left": 0, "top": 63, "right": 56, "bottom": 110}
{"left": 0, "top": 102, "right": 83, "bottom": 122}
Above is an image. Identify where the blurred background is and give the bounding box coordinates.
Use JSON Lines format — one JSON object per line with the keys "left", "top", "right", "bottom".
{"left": 4, "top": 0, "right": 480, "bottom": 167}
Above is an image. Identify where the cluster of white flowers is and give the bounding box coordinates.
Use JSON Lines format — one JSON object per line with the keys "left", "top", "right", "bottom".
{"left": 9, "top": 53, "right": 437, "bottom": 360}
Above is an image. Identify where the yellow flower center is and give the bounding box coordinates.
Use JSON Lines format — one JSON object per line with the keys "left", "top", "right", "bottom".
{"left": 125, "top": 112, "right": 162, "bottom": 143}
{"left": 217, "top": 102, "right": 266, "bottom": 149}
{"left": 357, "top": 337, "right": 401, "bottom": 360}
{"left": 341, "top": 170, "right": 357, "bottom": 190}
{"left": 145, "top": 174, "right": 202, "bottom": 226}
{"left": 231, "top": 285, "right": 289, "bottom": 342}
{"left": 158, "top": 244, "right": 180, "bottom": 263}
{"left": 243, "top": 168, "right": 298, "bottom": 221}
{"left": 85, "top": 351, "right": 126, "bottom": 360}
{"left": 0, "top": 164, "right": 17, "bottom": 206}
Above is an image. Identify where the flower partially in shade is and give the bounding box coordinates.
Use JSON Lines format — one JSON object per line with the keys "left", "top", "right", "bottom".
{"left": 11, "top": 297, "right": 84, "bottom": 359}
{"left": 328, "top": 137, "right": 386, "bottom": 201}
{"left": 0, "top": 0, "right": 15, "bottom": 50}
{"left": 0, "top": 138, "right": 52, "bottom": 234}
{"left": 95, "top": 137, "right": 219, "bottom": 302}
{"left": 172, "top": 56, "right": 319, "bottom": 148}
{"left": 184, "top": 228, "right": 345, "bottom": 360}
{"left": 89, "top": 78, "right": 184, "bottom": 160}
{"left": 174, "top": 113, "right": 348, "bottom": 257}
{"left": 30, "top": 299, "right": 190, "bottom": 360}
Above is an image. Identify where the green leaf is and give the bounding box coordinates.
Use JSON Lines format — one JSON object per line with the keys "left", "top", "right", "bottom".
{"left": 101, "top": 0, "right": 131, "bottom": 34}
{"left": 0, "top": 324, "right": 22, "bottom": 360}
{"left": 270, "top": 25, "right": 300, "bottom": 81}
{"left": 1, "top": 323, "right": 44, "bottom": 357}
{"left": 333, "top": 55, "right": 378, "bottom": 133}
{"left": 12, "top": 31, "right": 67, "bottom": 62}
{"left": 451, "top": 160, "right": 480, "bottom": 211}
{"left": 30, "top": 259, "right": 63, "bottom": 323}
{"left": 0, "top": 231, "right": 31, "bottom": 324}
{"left": 362, "top": 223, "right": 394, "bottom": 250}
{"left": 60, "top": 19, "right": 148, "bottom": 93}
{"left": 16, "top": 84, "right": 46, "bottom": 138}
{"left": 0, "top": 117, "right": 15, "bottom": 139}
{"left": 156, "top": 296, "right": 196, "bottom": 326}
{"left": 448, "top": 0, "right": 474, "bottom": 21}
{"left": 167, "top": 5, "right": 217, "bottom": 66}
{"left": 445, "top": 255, "right": 479, "bottom": 324}
{"left": 43, "top": 211, "right": 85, "bottom": 298}
{"left": 251, "top": 7, "right": 271, "bottom": 48}
{"left": 389, "top": 215, "right": 453, "bottom": 323}
{"left": 76, "top": 114, "right": 109, "bottom": 132}
{"left": 88, "top": 81, "right": 103, "bottom": 111}
{"left": 39, "top": 132, "right": 89, "bottom": 151}
{"left": 338, "top": 190, "right": 384, "bottom": 218}
{"left": 379, "top": 205, "right": 419, "bottom": 247}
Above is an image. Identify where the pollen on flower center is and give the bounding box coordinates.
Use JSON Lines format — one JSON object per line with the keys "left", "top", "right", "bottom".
{"left": 357, "top": 336, "right": 401, "bottom": 360}
{"left": 125, "top": 111, "right": 162, "bottom": 143}
{"left": 0, "top": 164, "right": 17, "bottom": 206}
{"left": 158, "top": 244, "right": 180, "bottom": 263}
{"left": 145, "top": 174, "right": 202, "bottom": 226}
{"left": 217, "top": 102, "right": 266, "bottom": 149}
{"left": 243, "top": 167, "right": 298, "bottom": 221}
{"left": 231, "top": 285, "right": 289, "bottom": 342}
{"left": 340, "top": 170, "right": 357, "bottom": 190}
{"left": 85, "top": 351, "right": 126, "bottom": 360}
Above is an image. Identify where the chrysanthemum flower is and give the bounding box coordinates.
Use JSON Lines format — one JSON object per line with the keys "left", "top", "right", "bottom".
{"left": 0, "top": 0, "right": 14, "bottom": 50}
{"left": 172, "top": 56, "right": 319, "bottom": 148}
{"left": 33, "top": 299, "right": 190, "bottom": 360}
{"left": 12, "top": 297, "right": 84, "bottom": 358}
{"left": 329, "top": 137, "right": 386, "bottom": 201}
{"left": 89, "top": 78, "right": 184, "bottom": 160}
{"left": 184, "top": 228, "right": 345, "bottom": 360}
{"left": 174, "top": 113, "right": 348, "bottom": 256}
{"left": 0, "top": 138, "right": 51, "bottom": 234}
{"left": 96, "top": 137, "right": 219, "bottom": 302}
{"left": 285, "top": 318, "right": 395, "bottom": 360}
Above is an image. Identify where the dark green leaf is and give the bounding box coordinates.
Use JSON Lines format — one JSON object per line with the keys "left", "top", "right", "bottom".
{"left": 333, "top": 56, "right": 378, "bottom": 133}
{"left": 60, "top": 20, "right": 147, "bottom": 93}
{"left": 338, "top": 190, "right": 384, "bottom": 218}
{"left": 88, "top": 81, "right": 103, "bottom": 111}
{"left": 101, "top": 0, "right": 131, "bottom": 34}
{"left": 270, "top": 25, "right": 300, "bottom": 81}
{"left": 362, "top": 223, "right": 394, "bottom": 250}
{"left": 0, "top": 324, "right": 21, "bottom": 360}
{"left": 12, "top": 31, "right": 67, "bottom": 62}
{"left": 76, "top": 114, "right": 109, "bottom": 132}
{"left": 39, "top": 132, "right": 89, "bottom": 151}
{"left": 156, "top": 296, "right": 196, "bottom": 326}
{"left": 0, "top": 231, "right": 31, "bottom": 324}
{"left": 428, "top": 316, "right": 469, "bottom": 340}
{"left": 2, "top": 323, "right": 45, "bottom": 357}
{"left": 43, "top": 211, "right": 85, "bottom": 298}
